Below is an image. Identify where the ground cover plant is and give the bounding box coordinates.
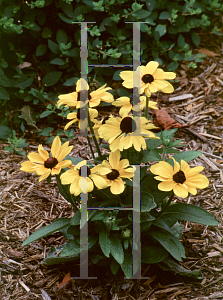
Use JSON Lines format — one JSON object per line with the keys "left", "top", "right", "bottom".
{"left": 0, "top": 0, "right": 223, "bottom": 148}
{"left": 19, "top": 61, "right": 219, "bottom": 279}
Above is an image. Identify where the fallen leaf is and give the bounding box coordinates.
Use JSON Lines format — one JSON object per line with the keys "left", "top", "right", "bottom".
{"left": 152, "top": 108, "right": 188, "bottom": 130}
{"left": 59, "top": 271, "right": 71, "bottom": 289}
{"left": 196, "top": 49, "right": 219, "bottom": 57}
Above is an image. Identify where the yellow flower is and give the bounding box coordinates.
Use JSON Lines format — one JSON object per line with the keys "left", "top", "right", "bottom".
{"left": 120, "top": 61, "right": 176, "bottom": 97}
{"left": 57, "top": 78, "right": 114, "bottom": 109}
{"left": 93, "top": 115, "right": 113, "bottom": 139}
{"left": 57, "top": 78, "right": 89, "bottom": 108}
{"left": 150, "top": 157, "right": 209, "bottom": 198}
{"left": 20, "top": 136, "right": 73, "bottom": 182}
{"left": 60, "top": 160, "right": 108, "bottom": 196}
{"left": 98, "top": 150, "right": 135, "bottom": 194}
{"left": 64, "top": 108, "right": 98, "bottom": 130}
{"left": 112, "top": 96, "right": 158, "bottom": 117}
{"left": 98, "top": 115, "right": 159, "bottom": 152}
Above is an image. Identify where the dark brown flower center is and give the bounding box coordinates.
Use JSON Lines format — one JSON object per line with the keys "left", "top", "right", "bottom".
{"left": 120, "top": 117, "right": 137, "bottom": 133}
{"left": 173, "top": 170, "right": 186, "bottom": 184}
{"left": 77, "top": 108, "right": 87, "bottom": 120}
{"left": 44, "top": 157, "right": 58, "bottom": 169}
{"left": 102, "top": 116, "right": 109, "bottom": 124}
{"left": 107, "top": 169, "right": 119, "bottom": 180}
{"left": 142, "top": 74, "right": 154, "bottom": 84}
{"left": 77, "top": 90, "right": 91, "bottom": 102}
{"left": 79, "top": 165, "right": 91, "bottom": 177}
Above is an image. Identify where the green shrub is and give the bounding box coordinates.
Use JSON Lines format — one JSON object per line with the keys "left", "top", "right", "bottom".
{"left": 0, "top": 0, "right": 222, "bottom": 139}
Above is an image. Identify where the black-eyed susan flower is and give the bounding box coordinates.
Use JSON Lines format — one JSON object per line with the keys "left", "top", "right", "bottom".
{"left": 60, "top": 160, "right": 108, "bottom": 196}
{"left": 98, "top": 150, "right": 135, "bottom": 194}
{"left": 20, "top": 136, "right": 73, "bottom": 182}
{"left": 57, "top": 78, "right": 114, "bottom": 109}
{"left": 150, "top": 157, "right": 209, "bottom": 198}
{"left": 120, "top": 61, "right": 176, "bottom": 97}
{"left": 98, "top": 115, "right": 159, "bottom": 152}
{"left": 57, "top": 78, "right": 89, "bottom": 108}
{"left": 93, "top": 115, "right": 113, "bottom": 139}
{"left": 64, "top": 108, "right": 98, "bottom": 130}
{"left": 112, "top": 96, "right": 158, "bottom": 117}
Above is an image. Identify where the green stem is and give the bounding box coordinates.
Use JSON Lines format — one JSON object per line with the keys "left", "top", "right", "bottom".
{"left": 156, "top": 191, "right": 174, "bottom": 218}
{"left": 85, "top": 129, "right": 95, "bottom": 159}
{"left": 87, "top": 111, "right": 103, "bottom": 161}
{"left": 144, "top": 95, "right": 149, "bottom": 118}
{"left": 161, "top": 146, "right": 166, "bottom": 161}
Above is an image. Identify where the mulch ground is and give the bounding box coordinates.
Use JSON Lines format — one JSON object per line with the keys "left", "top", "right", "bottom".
{"left": 1, "top": 29, "right": 223, "bottom": 300}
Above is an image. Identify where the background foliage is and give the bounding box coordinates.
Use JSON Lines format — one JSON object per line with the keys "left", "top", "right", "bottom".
{"left": 0, "top": 0, "right": 222, "bottom": 146}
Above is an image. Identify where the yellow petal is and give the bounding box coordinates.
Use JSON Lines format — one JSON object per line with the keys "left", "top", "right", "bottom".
{"left": 39, "top": 169, "right": 51, "bottom": 182}
{"left": 110, "top": 178, "right": 125, "bottom": 194}
{"left": 90, "top": 174, "right": 108, "bottom": 189}
{"left": 173, "top": 184, "right": 188, "bottom": 198}
{"left": 20, "top": 161, "right": 38, "bottom": 173}
{"left": 158, "top": 180, "right": 176, "bottom": 191}
{"left": 160, "top": 81, "right": 174, "bottom": 93}
{"left": 76, "top": 78, "right": 89, "bottom": 92}
{"left": 145, "top": 61, "right": 159, "bottom": 75}
{"left": 109, "top": 150, "right": 120, "bottom": 169}
{"left": 51, "top": 136, "right": 61, "bottom": 158}
{"left": 28, "top": 152, "right": 46, "bottom": 164}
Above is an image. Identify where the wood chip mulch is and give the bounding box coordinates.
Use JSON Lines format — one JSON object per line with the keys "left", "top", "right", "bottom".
{"left": 1, "top": 44, "right": 223, "bottom": 300}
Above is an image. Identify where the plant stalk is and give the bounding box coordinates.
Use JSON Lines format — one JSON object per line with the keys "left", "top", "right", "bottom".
{"left": 87, "top": 113, "right": 103, "bottom": 161}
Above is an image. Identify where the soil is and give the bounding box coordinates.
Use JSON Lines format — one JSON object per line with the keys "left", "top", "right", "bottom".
{"left": 1, "top": 20, "right": 223, "bottom": 300}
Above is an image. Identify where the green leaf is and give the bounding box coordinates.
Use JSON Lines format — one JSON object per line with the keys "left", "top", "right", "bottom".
{"left": 141, "top": 246, "right": 169, "bottom": 263}
{"left": 42, "top": 27, "right": 52, "bottom": 38}
{"left": 0, "top": 86, "right": 9, "bottom": 99}
{"left": 141, "top": 173, "right": 171, "bottom": 206}
{"left": 110, "top": 259, "right": 120, "bottom": 275}
{"left": 36, "top": 44, "right": 47, "bottom": 56}
{"left": 60, "top": 239, "right": 80, "bottom": 257}
{"left": 162, "top": 203, "right": 219, "bottom": 226}
{"left": 63, "top": 77, "right": 78, "bottom": 86}
{"left": 149, "top": 228, "right": 185, "bottom": 261}
{"left": 159, "top": 11, "right": 171, "bottom": 19}
{"left": 0, "top": 74, "right": 11, "bottom": 87}
{"left": 56, "top": 29, "right": 68, "bottom": 44}
{"left": 19, "top": 105, "right": 38, "bottom": 129}
{"left": 110, "top": 235, "right": 124, "bottom": 264}
{"left": 135, "top": 10, "right": 151, "bottom": 19}
{"left": 22, "top": 218, "right": 70, "bottom": 246}
{"left": 112, "top": 70, "right": 122, "bottom": 80}
{"left": 166, "top": 151, "right": 202, "bottom": 166}
{"left": 146, "top": 138, "right": 162, "bottom": 150}
{"left": 48, "top": 40, "right": 60, "bottom": 54}
{"left": 167, "top": 62, "right": 179, "bottom": 71}
{"left": 40, "top": 110, "right": 54, "bottom": 118}
{"left": 121, "top": 250, "right": 139, "bottom": 278}
{"left": 42, "top": 71, "right": 62, "bottom": 86}
{"left": 38, "top": 127, "right": 54, "bottom": 136}
{"left": 159, "top": 257, "right": 203, "bottom": 279}
{"left": 191, "top": 32, "right": 200, "bottom": 46}
{"left": 177, "top": 34, "right": 185, "bottom": 48}
{"left": 58, "top": 12, "right": 73, "bottom": 24}
{"left": 14, "top": 76, "right": 33, "bottom": 88}
{"left": 142, "top": 149, "right": 161, "bottom": 162}
{"left": 42, "top": 245, "right": 79, "bottom": 265}
{"left": 140, "top": 191, "right": 156, "bottom": 212}
{"left": 99, "top": 230, "right": 111, "bottom": 258}
{"left": 0, "top": 126, "right": 12, "bottom": 139}
{"left": 154, "top": 24, "right": 166, "bottom": 41}
{"left": 50, "top": 58, "right": 65, "bottom": 65}
{"left": 116, "top": 88, "right": 131, "bottom": 97}
{"left": 70, "top": 210, "right": 81, "bottom": 226}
